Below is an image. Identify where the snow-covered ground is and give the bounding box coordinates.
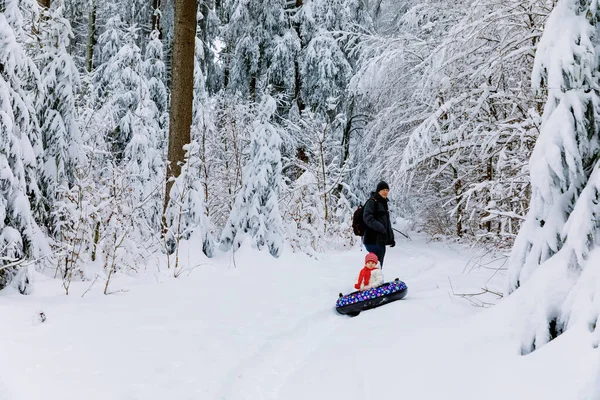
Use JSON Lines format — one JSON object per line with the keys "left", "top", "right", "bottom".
{"left": 0, "top": 234, "right": 594, "bottom": 399}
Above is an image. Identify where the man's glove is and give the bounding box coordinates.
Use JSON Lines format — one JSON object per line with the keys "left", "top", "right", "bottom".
{"left": 390, "top": 241, "right": 396, "bottom": 248}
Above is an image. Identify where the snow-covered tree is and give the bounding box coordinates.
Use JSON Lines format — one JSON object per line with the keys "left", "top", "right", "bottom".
{"left": 507, "top": 0, "right": 600, "bottom": 354}
{"left": 93, "top": 3, "right": 124, "bottom": 92}
{"left": 164, "top": 140, "right": 215, "bottom": 258}
{"left": 508, "top": 0, "right": 600, "bottom": 291}
{"left": 37, "top": 0, "right": 85, "bottom": 235}
{"left": 63, "top": 0, "right": 90, "bottom": 69}
{"left": 207, "top": 92, "right": 253, "bottom": 229}
{"left": 122, "top": 98, "right": 165, "bottom": 235}
{"left": 294, "top": 0, "right": 371, "bottom": 115}
{"left": 281, "top": 108, "right": 356, "bottom": 252}
{"left": 197, "top": 0, "right": 222, "bottom": 94}
{"left": 351, "top": 0, "right": 550, "bottom": 243}
{"left": 143, "top": 29, "right": 169, "bottom": 131}
{"left": 224, "top": 0, "right": 299, "bottom": 100}
{"left": 95, "top": 24, "right": 149, "bottom": 158}
{"left": 299, "top": 31, "right": 351, "bottom": 115}
{"left": 220, "top": 93, "right": 284, "bottom": 257}
{"left": 0, "top": 5, "right": 49, "bottom": 290}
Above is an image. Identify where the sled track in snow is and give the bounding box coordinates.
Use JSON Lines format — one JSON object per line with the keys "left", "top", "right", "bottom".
{"left": 216, "top": 308, "right": 342, "bottom": 400}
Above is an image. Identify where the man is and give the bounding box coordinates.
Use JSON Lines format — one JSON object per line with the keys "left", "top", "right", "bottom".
{"left": 362, "top": 181, "right": 395, "bottom": 268}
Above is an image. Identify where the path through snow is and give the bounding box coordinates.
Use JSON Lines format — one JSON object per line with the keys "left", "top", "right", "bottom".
{"left": 0, "top": 235, "right": 591, "bottom": 399}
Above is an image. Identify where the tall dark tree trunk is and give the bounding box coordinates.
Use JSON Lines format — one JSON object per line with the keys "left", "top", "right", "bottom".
{"left": 151, "top": 0, "right": 162, "bottom": 38}
{"left": 341, "top": 99, "right": 354, "bottom": 167}
{"left": 86, "top": 0, "right": 97, "bottom": 72}
{"left": 485, "top": 158, "right": 493, "bottom": 233}
{"left": 452, "top": 165, "right": 463, "bottom": 237}
{"left": 223, "top": 48, "right": 230, "bottom": 88}
{"left": 293, "top": 60, "right": 304, "bottom": 112}
{"left": 250, "top": 73, "right": 257, "bottom": 101}
{"left": 292, "top": 0, "right": 304, "bottom": 112}
{"left": 163, "top": 0, "right": 197, "bottom": 221}
{"left": 196, "top": 1, "right": 209, "bottom": 88}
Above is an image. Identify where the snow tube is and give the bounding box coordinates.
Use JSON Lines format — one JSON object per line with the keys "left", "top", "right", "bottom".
{"left": 336, "top": 279, "right": 408, "bottom": 317}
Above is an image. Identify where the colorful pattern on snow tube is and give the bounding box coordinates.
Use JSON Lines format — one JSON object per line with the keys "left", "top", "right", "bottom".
{"left": 336, "top": 280, "right": 407, "bottom": 308}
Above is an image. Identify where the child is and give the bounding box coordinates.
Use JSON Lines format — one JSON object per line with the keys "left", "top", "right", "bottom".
{"left": 354, "top": 252, "right": 384, "bottom": 291}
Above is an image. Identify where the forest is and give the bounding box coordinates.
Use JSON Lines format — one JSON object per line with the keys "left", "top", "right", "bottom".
{"left": 1, "top": 0, "right": 556, "bottom": 288}
{"left": 5, "top": 0, "right": 600, "bottom": 391}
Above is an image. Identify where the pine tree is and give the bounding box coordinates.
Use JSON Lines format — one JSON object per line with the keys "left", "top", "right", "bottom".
{"left": 508, "top": 0, "right": 600, "bottom": 292}
{"left": 209, "top": 92, "right": 253, "bottom": 230}
{"left": 143, "top": 29, "right": 169, "bottom": 131}
{"left": 95, "top": 24, "right": 147, "bottom": 158}
{"left": 37, "top": 0, "right": 85, "bottom": 235}
{"left": 63, "top": 0, "right": 89, "bottom": 69}
{"left": 197, "top": 0, "right": 222, "bottom": 94}
{"left": 224, "top": 0, "right": 299, "bottom": 100}
{"left": 0, "top": 5, "right": 49, "bottom": 291}
{"left": 299, "top": 32, "right": 351, "bottom": 115}
{"left": 296, "top": 0, "right": 371, "bottom": 115}
{"left": 164, "top": 141, "right": 215, "bottom": 258}
{"left": 122, "top": 96, "right": 165, "bottom": 235}
{"left": 93, "top": 3, "right": 124, "bottom": 102}
{"left": 507, "top": 0, "right": 600, "bottom": 354}
{"left": 220, "top": 93, "right": 285, "bottom": 257}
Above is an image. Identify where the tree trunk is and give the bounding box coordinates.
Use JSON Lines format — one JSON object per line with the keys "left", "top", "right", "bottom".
{"left": 292, "top": 0, "right": 304, "bottom": 112}
{"left": 341, "top": 99, "right": 354, "bottom": 167}
{"left": 86, "top": 0, "right": 97, "bottom": 72}
{"left": 293, "top": 61, "right": 304, "bottom": 112}
{"left": 223, "top": 47, "right": 230, "bottom": 88}
{"left": 452, "top": 165, "right": 463, "bottom": 237}
{"left": 0, "top": 0, "right": 5, "bottom": 13}
{"left": 250, "top": 74, "right": 257, "bottom": 101}
{"left": 372, "top": 0, "right": 383, "bottom": 24}
{"left": 37, "top": 0, "right": 50, "bottom": 9}
{"left": 163, "top": 0, "right": 197, "bottom": 222}
{"left": 151, "top": 0, "right": 162, "bottom": 38}
{"left": 485, "top": 158, "right": 493, "bottom": 233}
{"left": 319, "top": 128, "right": 328, "bottom": 230}
{"left": 197, "top": 0, "right": 212, "bottom": 86}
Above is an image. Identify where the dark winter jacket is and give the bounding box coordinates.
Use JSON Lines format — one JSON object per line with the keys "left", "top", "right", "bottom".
{"left": 363, "top": 192, "right": 395, "bottom": 246}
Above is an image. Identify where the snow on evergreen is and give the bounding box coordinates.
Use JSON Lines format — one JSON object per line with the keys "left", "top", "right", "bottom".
{"left": 506, "top": 0, "right": 600, "bottom": 354}
{"left": 220, "top": 93, "right": 284, "bottom": 257}
{"left": 281, "top": 109, "right": 356, "bottom": 251}
{"left": 93, "top": 4, "right": 125, "bottom": 101}
{"left": 225, "top": 0, "right": 299, "bottom": 100}
{"left": 143, "top": 29, "right": 169, "bottom": 131}
{"left": 207, "top": 93, "right": 254, "bottom": 230}
{"left": 0, "top": 6, "right": 49, "bottom": 290}
{"left": 37, "top": 0, "right": 85, "bottom": 235}
{"left": 299, "top": 32, "right": 351, "bottom": 114}
{"left": 163, "top": 139, "right": 215, "bottom": 258}
{"left": 93, "top": 22, "right": 166, "bottom": 206}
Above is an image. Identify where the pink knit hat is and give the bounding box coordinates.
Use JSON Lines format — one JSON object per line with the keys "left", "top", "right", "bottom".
{"left": 365, "top": 252, "right": 378, "bottom": 265}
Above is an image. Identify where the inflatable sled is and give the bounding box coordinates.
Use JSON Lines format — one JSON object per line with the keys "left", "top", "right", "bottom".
{"left": 336, "top": 279, "right": 408, "bottom": 317}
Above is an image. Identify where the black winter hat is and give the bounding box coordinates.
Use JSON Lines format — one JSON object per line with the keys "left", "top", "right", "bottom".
{"left": 376, "top": 181, "right": 390, "bottom": 192}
